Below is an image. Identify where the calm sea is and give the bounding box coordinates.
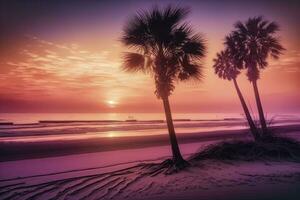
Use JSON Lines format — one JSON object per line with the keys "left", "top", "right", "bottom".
{"left": 0, "top": 113, "right": 299, "bottom": 141}
{"left": 0, "top": 113, "right": 246, "bottom": 124}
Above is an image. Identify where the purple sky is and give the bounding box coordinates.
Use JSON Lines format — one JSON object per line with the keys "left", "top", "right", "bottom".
{"left": 0, "top": 0, "right": 299, "bottom": 113}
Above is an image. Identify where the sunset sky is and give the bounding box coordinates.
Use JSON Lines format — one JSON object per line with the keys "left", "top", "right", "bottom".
{"left": 0, "top": 0, "right": 299, "bottom": 113}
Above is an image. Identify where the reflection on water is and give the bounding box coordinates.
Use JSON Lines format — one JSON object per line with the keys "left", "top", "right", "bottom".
{"left": 106, "top": 131, "right": 118, "bottom": 138}
{"left": 0, "top": 113, "right": 299, "bottom": 143}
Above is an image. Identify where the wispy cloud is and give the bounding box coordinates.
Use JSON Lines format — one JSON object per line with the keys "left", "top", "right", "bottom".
{"left": 269, "top": 50, "right": 300, "bottom": 72}
{"left": 0, "top": 36, "right": 150, "bottom": 104}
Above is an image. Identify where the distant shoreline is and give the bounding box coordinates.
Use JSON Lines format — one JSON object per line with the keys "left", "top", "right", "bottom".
{"left": 0, "top": 118, "right": 243, "bottom": 126}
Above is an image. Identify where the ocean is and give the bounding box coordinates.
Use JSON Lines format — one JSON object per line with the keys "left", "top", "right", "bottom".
{"left": 0, "top": 113, "right": 299, "bottom": 142}
{"left": 0, "top": 113, "right": 245, "bottom": 124}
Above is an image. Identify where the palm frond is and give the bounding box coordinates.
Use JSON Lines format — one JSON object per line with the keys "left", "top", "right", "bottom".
{"left": 265, "top": 21, "right": 280, "bottom": 34}
{"left": 266, "top": 36, "right": 285, "bottom": 59}
{"left": 179, "top": 63, "right": 203, "bottom": 81}
{"left": 234, "top": 21, "right": 247, "bottom": 35}
{"left": 183, "top": 34, "right": 206, "bottom": 59}
{"left": 171, "top": 23, "right": 193, "bottom": 46}
{"left": 163, "top": 5, "right": 190, "bottom": 28}
{"left": 122, "top": 52, "right": 145, "bottom": 72}
{"left": 121, "top": 11, "right": 149, "bottom": 49}
{"left": 179, "top": 55, "right": 204, "bottom": 81}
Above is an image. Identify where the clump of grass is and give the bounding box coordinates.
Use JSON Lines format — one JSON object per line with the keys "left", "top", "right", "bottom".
{"left": 191, "top": 136, "right": 300, "bottom": 162}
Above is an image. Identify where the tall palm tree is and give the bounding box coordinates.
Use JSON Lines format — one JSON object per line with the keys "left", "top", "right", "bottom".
{"left": 227, "top": 16, "right": 285, "bottom": 138}
{"left": 121, "top": 6, "right": 206, "bottom": 168}
{"left": 213, "top": 49, "right": 260, "bottom": 141}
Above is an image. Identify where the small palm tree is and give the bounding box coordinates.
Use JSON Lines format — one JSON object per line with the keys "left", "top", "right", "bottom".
{"left": 121, "top": 6, "right": 206, "bottom": 168}
{"left": 227, "top": 16, "right": 285, "bottom": 138}
{"left": 213, "top": 49, "right": 260, "bottom": 141}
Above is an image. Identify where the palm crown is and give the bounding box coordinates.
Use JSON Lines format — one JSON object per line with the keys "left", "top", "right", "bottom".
{"left": 121, "top": 6, "right": 206, "bottom": 98}
{"left": 226, "top": 16, "right": 285, "bottom": 81}
{"left": 213, "top": 50, "right": 240, "bottom": 81}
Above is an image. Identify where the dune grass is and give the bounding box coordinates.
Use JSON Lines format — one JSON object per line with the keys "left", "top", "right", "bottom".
{"left": 191, "top": 136, "right": 300, "bottom": 162}
{"left": 141, "top": 136, "right": 300, "bottom": 175}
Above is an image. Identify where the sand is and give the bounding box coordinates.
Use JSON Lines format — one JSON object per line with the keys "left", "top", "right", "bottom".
{"left": 0, "top": 144, "right": 300, "bottom": 200}
{"left": 1, "top": 124, "right": 300, "bottom": 161}
{"left": 0, "top": 124, "right": 300, "bottom": 199}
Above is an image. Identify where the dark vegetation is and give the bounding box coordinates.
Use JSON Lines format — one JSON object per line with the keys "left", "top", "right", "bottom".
{"left": 191, "top": 136, "right": 300, "bottom": 162}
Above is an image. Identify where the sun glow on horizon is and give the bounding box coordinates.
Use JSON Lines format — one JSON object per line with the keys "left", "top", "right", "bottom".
{"left": 0, "top": 0, "right": 299, "bottom": 113}
{"left": 107, "top": 131, "right": 118, "bottom": 137}
{"left": 107, "top": 100, "right": 117, "bottom": 108}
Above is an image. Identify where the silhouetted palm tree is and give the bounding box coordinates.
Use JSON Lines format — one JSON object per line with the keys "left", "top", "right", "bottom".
{"left": 121, "top": 6, "right": 206, "bottom": 168}
{"left": 227, "top": 16, "right": 285, "bottom": 138}
{"left": 213, "top": 49, "right": 260, "bottom": 141}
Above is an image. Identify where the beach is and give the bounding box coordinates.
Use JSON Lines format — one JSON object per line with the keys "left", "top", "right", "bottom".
{"left": 1, "top": 113, "right": 300, "bottom": 161}
{"left": 1, "top": 136, "right": 300, "bottom": 200}
{"left": 1, "top": 113, "right": 300, "bottom": 199}
{"left": 1, "top": 143, "right": 300, "bottom": 200}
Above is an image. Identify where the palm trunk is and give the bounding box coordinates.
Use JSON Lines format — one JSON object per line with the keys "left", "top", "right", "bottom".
{"left": 252, "top": 80, "right": 268, "bottom": 136}
{"left": 162, "top": 96, "right": 185, "bottom": 164}
{"left": 233, "top": 78, "right": 260, "bottom": 141}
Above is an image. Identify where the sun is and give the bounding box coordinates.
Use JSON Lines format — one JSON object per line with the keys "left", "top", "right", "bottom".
{"left": 107, "top": 100, "right": 117, "bottom": 108}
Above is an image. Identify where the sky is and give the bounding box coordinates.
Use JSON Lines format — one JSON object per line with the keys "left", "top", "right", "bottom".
{"left": 0, "top": 0, "right": 299, "bottom": 113}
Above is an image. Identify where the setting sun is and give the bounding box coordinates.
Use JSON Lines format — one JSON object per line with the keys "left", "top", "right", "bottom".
{"left": 107, "top": 100, "right": 117, "bottom": 107}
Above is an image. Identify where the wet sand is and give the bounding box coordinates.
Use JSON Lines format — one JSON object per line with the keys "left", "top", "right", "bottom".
{"left": 1, "top": 124, "right": 300, "bottom": 161}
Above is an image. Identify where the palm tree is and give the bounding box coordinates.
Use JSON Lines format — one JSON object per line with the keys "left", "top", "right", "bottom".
{"left": 121, "top": 6, "right": 206, "bottom": 168}
{"left": 227, "top": 16, "right": 285, "bottom": 138}
{"left": 213, "top": 49, "right": 260, "bottom": 141}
